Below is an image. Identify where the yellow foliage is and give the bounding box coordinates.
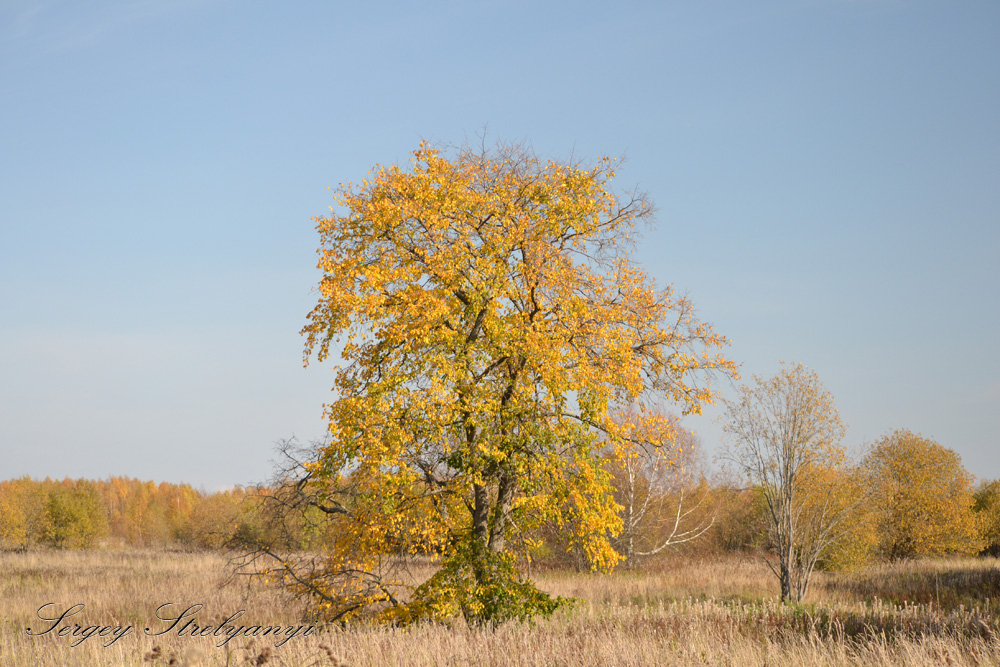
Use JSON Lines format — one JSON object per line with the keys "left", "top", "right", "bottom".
{"left": 863, "top": 429, "right": 984, "bottom": 559}
{"left": 298, "top": 140, "right": 737, "bottom": 622}
{"left": 0, "top": 477, "right": 47, "bottom": 550}
{"left": 801, "top": 465, "right": 877, "bottom": 572}
{"left": 973, "top": 479, "right": 1000, "bottom": 555}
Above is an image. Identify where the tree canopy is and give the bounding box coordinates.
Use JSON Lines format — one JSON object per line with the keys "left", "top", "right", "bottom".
{"left": 289, "top": 140, "right": 737, "bottom": 623}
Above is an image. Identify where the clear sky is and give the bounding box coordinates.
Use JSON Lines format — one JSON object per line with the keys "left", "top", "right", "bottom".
{"left": 2, "top": 0, "right": 997, "bottom": 491}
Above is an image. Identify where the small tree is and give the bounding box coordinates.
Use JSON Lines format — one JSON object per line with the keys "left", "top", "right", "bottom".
{"left": 262, "top": 139, "right": 736, "bottom": 623}
{"left": 863, "top": 429, "right": 983, "bottom": 559}
{"left": 721, "top": 363, "right": 855, "bottom": 602}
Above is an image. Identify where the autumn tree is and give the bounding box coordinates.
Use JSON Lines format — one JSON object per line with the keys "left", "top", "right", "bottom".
{"left": 0, "top": 477, "right": 48, "bottom": 551}
{"left": 186, "top": 486, "right": 267, "bottom": 550}
{"left": 862, "top": 429, "right": 983, "bottom": 559}
{"left": 254, "top": 140, "right": 736, "bottom": 623}
{"left": 721, "top": 363, "right": 857, "bottom": 602}
{"left": 41, "top": 479, "right": 108, "bottom": 549}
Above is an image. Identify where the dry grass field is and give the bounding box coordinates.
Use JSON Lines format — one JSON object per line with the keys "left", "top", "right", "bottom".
{"left": 2, "top": 549, "right": 999, "bottom": 666}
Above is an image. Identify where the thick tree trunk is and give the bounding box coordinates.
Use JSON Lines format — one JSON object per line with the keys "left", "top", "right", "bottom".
{"left": 472, "top": 483, "right": 490, "bottom": 544}
{"left": 488, "top": 473, "right": 517, "bottom": 553}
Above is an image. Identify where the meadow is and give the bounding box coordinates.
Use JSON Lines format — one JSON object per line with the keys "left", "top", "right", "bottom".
{"left": 2, "top": 550, "right": 999, "bottom": 666}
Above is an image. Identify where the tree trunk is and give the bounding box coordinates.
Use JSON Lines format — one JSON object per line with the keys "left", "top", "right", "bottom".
{"left": 488, "top": 473, "right": 516, "bottom": 553}
{"left": 780, "top": 561, "right": 792, "bottom": 602}
{"left": 472, "top": 483, "right": 489, "bottom": 544}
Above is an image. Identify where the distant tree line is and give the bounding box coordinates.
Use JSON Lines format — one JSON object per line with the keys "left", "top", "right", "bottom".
{"left": 0, "top": 477, "right": 260, "bottom": 550}
{"left": 0, "top": 452, "right": 997, "bottom": 564}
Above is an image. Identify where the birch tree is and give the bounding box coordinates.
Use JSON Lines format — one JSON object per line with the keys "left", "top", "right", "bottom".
{"left": 606, "top": 408, "right": 714, "bottom": 564}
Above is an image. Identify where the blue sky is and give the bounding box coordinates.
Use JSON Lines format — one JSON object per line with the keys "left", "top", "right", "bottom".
{"left": 1, "top": 0, "right": 997, "bottom": 490}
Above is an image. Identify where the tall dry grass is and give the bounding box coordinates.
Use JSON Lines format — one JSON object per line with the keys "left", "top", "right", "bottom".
{"left": 1, "top": 549, "right": 998, "bottom": 666}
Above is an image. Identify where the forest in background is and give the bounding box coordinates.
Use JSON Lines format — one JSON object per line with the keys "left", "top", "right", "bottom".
{"left": 2, "top": 446, "right": 998, "bottom": 568}
{"left": 0, "top": 476, "right": 250, "bottom": 551}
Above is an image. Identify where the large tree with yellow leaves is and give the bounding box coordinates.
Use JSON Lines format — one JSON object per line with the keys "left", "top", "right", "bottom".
{"left": 281, "top": 140, "right": 735, "bottom": 623}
